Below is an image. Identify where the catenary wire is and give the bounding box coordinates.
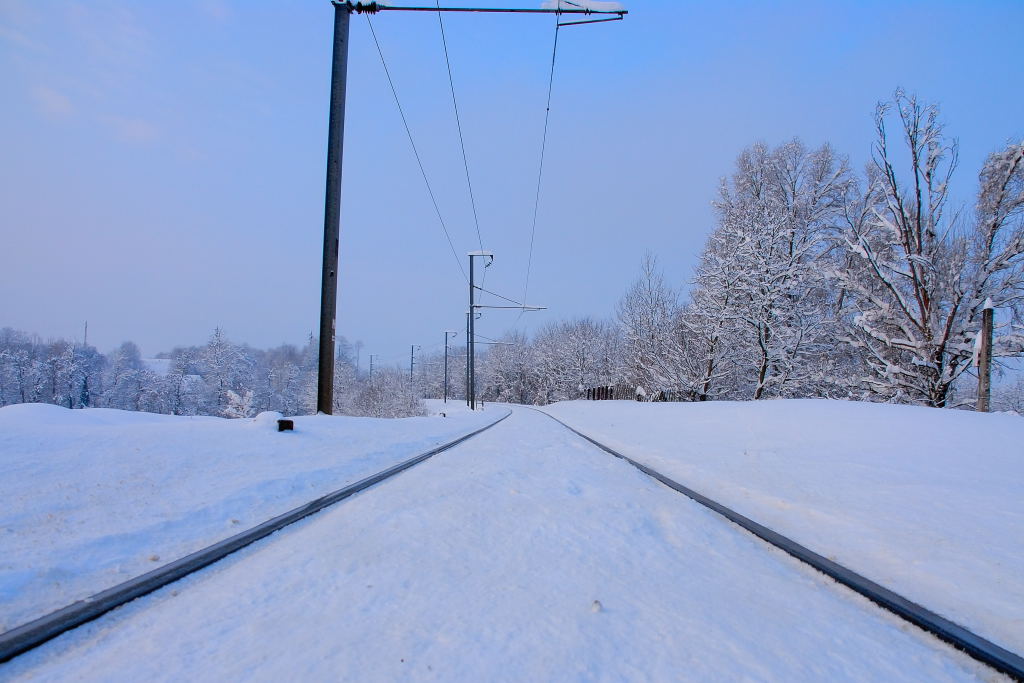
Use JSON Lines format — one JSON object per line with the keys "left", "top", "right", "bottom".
{"left": 366, "top": 14, "right": 468, "bottom": 282}
{"left": 475, "top": 332, "right": 511, "bottom": 344}
{"left": 520, "top": 11, "right": 561, "bottom": 312}
{"left": 474, "top": 285, "right": 528, "bottom": 307}
{"left": 434, "top": 1, "right": 493, "bottom": 297}
{"left": 435, "top": 2, "right": 485, "bottom": 257}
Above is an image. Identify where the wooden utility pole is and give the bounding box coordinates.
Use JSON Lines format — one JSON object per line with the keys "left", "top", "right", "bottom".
{"left": 977, "top": 303, "right": 994, "bottom": 412}
{"left": 317, "top": 3, "right": 352, "bottom": 414}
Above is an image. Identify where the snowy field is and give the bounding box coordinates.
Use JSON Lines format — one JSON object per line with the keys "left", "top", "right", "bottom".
{"left": 0, "top": 402, "right": 496, "bottom": 631}
{"left": 542, "top": 399, "right": 1024, "bottom": 655}
{"left": 0, "top": 408, "right": 996, "bottom": 681}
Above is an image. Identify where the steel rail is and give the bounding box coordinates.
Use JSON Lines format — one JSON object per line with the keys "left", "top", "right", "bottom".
{"left": 0, "top": 410, "right": 511, "bottom": 664}
{"left": 532, "top": 408, "right": 1024, "bottom": 681}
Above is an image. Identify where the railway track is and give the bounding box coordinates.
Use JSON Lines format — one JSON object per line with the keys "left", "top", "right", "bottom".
{"left": 0, "top": 410, "right": 511, "bottom": 664}
{"left": 5, "top": 406, "right": 1020, "bottom": 679}
{"left": 533, "top": 407, "right": 1024, "bottom": 681}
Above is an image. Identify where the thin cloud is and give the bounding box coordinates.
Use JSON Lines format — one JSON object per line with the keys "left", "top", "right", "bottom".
{"left": 66, "top": 2, "right": 150, "bottom": 67}
{"left": 101, "top": 114, "right": 159, "bottom": 142}
{"left": 31, "top": 85, "right": 73, "bottom": 118}
{"left": 198, "top": 0, "right": 231, "bottom": 21}
{"left": 0, "top": 24, "right": 38, "bottom": 50}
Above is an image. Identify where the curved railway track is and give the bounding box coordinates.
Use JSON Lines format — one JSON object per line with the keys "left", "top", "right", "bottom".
{"left": 533, "top": 407, "right": 1024, "bottom": 681}
{"left": 0, "top": 410, "right": 511, "bottom": 664}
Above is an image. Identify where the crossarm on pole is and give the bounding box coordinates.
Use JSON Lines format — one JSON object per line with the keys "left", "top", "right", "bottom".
{"left": 339, "top": 2, "right": 626, "bottom": 16}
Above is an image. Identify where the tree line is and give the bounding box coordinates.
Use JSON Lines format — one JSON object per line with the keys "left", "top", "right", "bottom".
{"left": 2, "top": 91, "right": 1021, "bottom": 417}
{"left": 0, "top": 327, "right": 430, "bottom": 418}
{"left": 479, "top": 91, "right": 1024, "bottom": 409}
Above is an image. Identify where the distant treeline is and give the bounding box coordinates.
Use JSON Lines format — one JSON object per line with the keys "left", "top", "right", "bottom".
{"left": 2, "top": 91, "right": 1022, "bottom": 417}
{"left": 0, "top": 327, "right": 427, "bottom": 418}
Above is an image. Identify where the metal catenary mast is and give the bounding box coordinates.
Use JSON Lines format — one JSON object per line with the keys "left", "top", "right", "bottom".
{"left": 316, "top": 1, "right": 627, "bottom": 413}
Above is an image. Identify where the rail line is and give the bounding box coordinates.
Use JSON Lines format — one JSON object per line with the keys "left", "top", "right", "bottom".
{"left": 533, "top": 408, "right": 1024, "bottom": 681}
{"left": 0, "top": 410, "right": 511, "bottom": 664}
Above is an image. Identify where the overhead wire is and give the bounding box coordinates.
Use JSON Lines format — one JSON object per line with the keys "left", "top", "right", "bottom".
{"left": 475, "top": 332, "right": 516, "bottom": 344}
{"left": 368, "top": 7, "right": 570, "bottom": 343}
{"left": 515, "top": 8, "right": 561, "bottom": 328}
{"left": 363, "top": 5, "right": 621, "bottom": 361}
{"left": 435, "top": 2, "right": 485, "bottom": 257}
{"left": 434, "top": 2, "right": 498, "bottom": 302}
{"left": 366, "top": 14, "right": 468, "bottom": 283}
{"left": 474, "top": 285, "right": 528, "bottom": 307}
{"left": 370, "top": 338, "right": 451, "bottom": 368}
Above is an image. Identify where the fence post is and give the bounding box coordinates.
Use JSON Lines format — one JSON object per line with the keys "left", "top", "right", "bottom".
{"left": 977, "top": 304, "right": 994, "bottom": 412}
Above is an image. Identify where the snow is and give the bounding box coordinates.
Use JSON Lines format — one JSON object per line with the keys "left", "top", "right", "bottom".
{"left": 542, "top": 399, "right": 1024, "bottom": 655}
{"left": 423, "top": 398, "right": 479, "bottom": 418}
{"left": 0, "top": 408, "right": 994, "bottom": 681}
{"left": 0, "top": 403, "right": 497, "bottom": 631}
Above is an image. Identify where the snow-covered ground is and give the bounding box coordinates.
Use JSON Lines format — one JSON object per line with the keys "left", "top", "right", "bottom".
{"left": 423, "top": 398, "right": 480, "bottom": 418}
{"left": 0, "top": 402, "right": 497, "bottom": 631}
{"left": 542, "top": 399, "right": 1024, "bottom": 655}
{"left": 1, "top": 408, "right": 995, "bottom": 681}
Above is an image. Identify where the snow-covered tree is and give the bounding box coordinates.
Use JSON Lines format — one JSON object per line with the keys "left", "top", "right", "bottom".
{"left": 994, "top": 376, "right": 1024, "bottom": 413}
{"left": 718, "top": 141, "right": 850, "bottom": 398}
{"left": 223, "top": 389, "right": 256, "bottom": 418}
{"left": 683, "top": 140, "right": 852, "bottom": 400}
{"left": 527, "top": 318, "right": 622, "bottom": 404}
{"left": 0, "top": 329, "right": 57, "bottom": 405}
{"left": 836, "top": 91, "right": 1024, "bottom": 406}
{"left": 160, "top": 348, "right": 207, "bottom": 415}
{"left": 617, "top": 253, "right": 687, "bottom": 398}
{"left": 199, "top": 328, "right": 255, "bottom": 415}
{"left": 479, "top": 332, "right": 531, "bottom": 403}
{"left": 683, "top": 221, "right": 747, "bottom": 400}
{"left": 103, "top": 341, "right": 150, "bottom": 410}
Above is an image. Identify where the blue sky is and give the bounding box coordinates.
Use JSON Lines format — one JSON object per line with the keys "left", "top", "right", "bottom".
{"left": 1, "top": 0, "right": 1022, "bottom": 366}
